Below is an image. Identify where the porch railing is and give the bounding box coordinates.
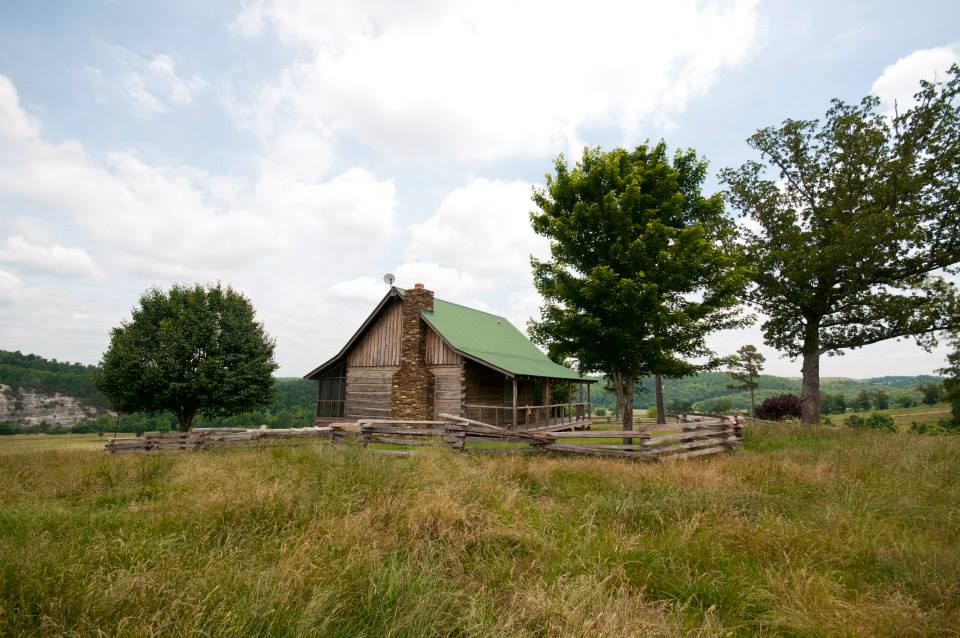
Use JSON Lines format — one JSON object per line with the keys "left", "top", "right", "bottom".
{"left": 462, "top": 402, "right": 589, "bottom": 429}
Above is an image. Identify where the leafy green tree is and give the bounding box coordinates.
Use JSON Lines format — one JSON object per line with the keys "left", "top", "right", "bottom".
{"left": 917, "top": 382, "right": 944, "bottom": 406}
{"left": 821, "top": 393, "right": 847, "bottom": 415}
{"left": 940, "top": 337, "right": 960, "bottom": 427}
{"left": 721, "top": 67, "right": 960, "bottom": 425}
{"left": 726, "top": 344, "right": 766, "bottom": 417}
{"left": 853, "top": 390, "right": 873, "bottom": 412}
{"left": 529, "top": 142, "right": 750, "bottom": 431}
{"left": 95, "top": 284, "right": 277, "bottom": 431}
{"left": 895, "top": 394, "right": 917, "bottom": 408}
{"left": 870, "top": 389, "right": 890, "bottom": 410}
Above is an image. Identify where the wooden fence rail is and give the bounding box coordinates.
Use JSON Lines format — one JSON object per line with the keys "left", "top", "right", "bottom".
{"left": 106, "top": 413, "right": 743, "bottom": 461}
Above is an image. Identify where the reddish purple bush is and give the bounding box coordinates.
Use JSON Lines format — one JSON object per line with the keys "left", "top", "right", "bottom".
{"left": 754, "top": 394, "right": 802, "bottom": 421}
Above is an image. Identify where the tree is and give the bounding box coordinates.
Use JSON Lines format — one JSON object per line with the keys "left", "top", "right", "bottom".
{"left": 940, "top": 337, "right": 960, "bottom": 427}
{"left": 721, "top": 67, "right": 960, "bottom": 425}
{"left": 853, "top": 390, "right": 873, "bottom": 412}
{"left": 726, "top": 344, "right": 765, "bottom": 417}
{"left": 529, "top": 142, "right": 750, "bottom": 432}
{"left": 821, "top": 393, "right": 847, "bottom": 414}
{"left": 870, "top": 389, "right": 890, "bottom": 410}
{"left": 917, "top": 382, "right": 944, "bottom": 406}
{"left": 94, "top": 284, "right": 277, "bottom": 431}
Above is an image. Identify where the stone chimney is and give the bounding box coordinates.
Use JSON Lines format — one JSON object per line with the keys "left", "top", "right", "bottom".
{"left": 390, "top": 284, "right": 435, "bottom": 419}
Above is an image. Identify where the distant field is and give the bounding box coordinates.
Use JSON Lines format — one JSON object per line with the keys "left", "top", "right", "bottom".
{"left": 836, "top": 403, "right": 952, "bottom": 429}
{"left": 1, "top": 424, "right": 958, "bottom": 637}
{"left": 0, "top": 432, "right": 136, "bottom": 454}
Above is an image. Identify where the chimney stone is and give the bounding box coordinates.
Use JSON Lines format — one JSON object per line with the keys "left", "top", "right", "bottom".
{"left": 390, "top": 286, "right": 435, "bottom": 419}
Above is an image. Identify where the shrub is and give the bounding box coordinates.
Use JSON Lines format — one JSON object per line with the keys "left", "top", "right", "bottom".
{"left": 844, "top": 414, "right": 865, "bottom": 428}
{"left": 594, "top": 407, "right": 607, "bottom": 417}
{"left": 896, "top": 395, "right": 918, "bottom": 408}
{"left": 910, "top": 421, "right": 945, "bottom": 435}
{"left": 864, "top": 412, "right": 897, "bottom": 432}
{"left": 754, "top": 394, "right": 801, "bottom": 421}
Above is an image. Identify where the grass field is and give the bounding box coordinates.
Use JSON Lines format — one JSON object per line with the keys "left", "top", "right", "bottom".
{"left": 1, "top": 426, "right": 959, "bottom": 637}
{"left": 830, "top": 403, "right": 952, "bottom": 430}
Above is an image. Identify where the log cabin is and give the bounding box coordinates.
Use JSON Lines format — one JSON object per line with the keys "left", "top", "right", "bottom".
{"left": 304, "top": 284, "right": 595, "bottom": 429}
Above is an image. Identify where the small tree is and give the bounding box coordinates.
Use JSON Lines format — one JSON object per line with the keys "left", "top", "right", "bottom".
{"left": 870, "top": 389, "right": 890, "bottom": 410}
{"left": 853, "top": 390, "right": 873, "bottom": 412}
{"left": 721, "top": 67, "right": 960, "bottom": 425}
{"left": 821, "top": 393, "right": 847, "bottom": 414}
{"left": 95, "top": 284, "right": 277, "bottom": 431}
{"left": 940, "top": 337, "right": 960, "bottom": 427}
{"left": 726, "top": 344, "right": 765, "bottom": 417}
{"left": 918, "top": 382, "right": 944, "bottom": 406}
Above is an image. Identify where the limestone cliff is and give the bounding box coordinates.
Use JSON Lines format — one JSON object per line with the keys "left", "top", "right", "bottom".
{"left": 0, "top": 384, "right": 101, "bottom": 428}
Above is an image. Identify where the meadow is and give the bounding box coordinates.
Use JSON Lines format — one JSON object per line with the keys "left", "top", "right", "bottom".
{"left": 1, "top": 425, "right": 959, "bottom": 637}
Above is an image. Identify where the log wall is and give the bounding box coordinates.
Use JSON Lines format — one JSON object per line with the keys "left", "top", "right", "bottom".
{"left": 431, "top": 364, "right": 464, "bottom": 417}
{"left": 345, "top": 366, "right": 397, "bottom": 419}
{"left": 425, "top": 328, "right": 460, "bottom": 365}
{"left": 346, "top": 300, "right": 402, "bottom": 367}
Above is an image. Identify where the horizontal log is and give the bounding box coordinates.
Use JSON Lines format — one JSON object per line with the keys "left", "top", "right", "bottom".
{"left": 645, "top": 428, "right": 729, "bottom": 445}
{"left": 549, "top": 431, "right": 651, "bottom": 439}
{"left": 438, "top": 413, "right": 507, "bottom": 431}
{"left": 370, "top": 437, "right": 434, "bottom": 446}
{"left": 543, "top": 444, "right": 655, "bottom": 459}
{"left": 652, "top": 437, "right": 738, "bottom": 455}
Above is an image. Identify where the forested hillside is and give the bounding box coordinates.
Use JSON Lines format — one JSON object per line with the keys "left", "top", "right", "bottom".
{"left": 589, "top": 372, "right": 944, "bottom": 413}
{"left": 0, "top": 350, "right": 316, "bottom": 432}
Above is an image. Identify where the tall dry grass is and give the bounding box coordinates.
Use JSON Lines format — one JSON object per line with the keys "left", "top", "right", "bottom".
{"left": 1, "top": 425, "right": 958, "bottom": 637}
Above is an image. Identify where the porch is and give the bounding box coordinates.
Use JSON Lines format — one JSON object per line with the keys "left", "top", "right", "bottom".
{"left": 461, "top": 360, "right": 594, "bottom": 430}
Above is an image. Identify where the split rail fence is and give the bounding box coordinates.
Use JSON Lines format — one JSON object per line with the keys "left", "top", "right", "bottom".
{"left": 106, "top": 414, "right": 743, "bottom": 461}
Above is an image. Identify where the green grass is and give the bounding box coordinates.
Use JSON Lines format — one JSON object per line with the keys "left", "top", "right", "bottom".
{"left": 833, "top": 403, "right": 952, "bottom": 430}
{"left": 1, "top": 426, "right": 959, "bottom": 636}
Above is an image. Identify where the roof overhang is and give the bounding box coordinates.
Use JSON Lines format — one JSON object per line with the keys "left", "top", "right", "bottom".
{"left": 302, "top": 287, "right": 402, "bottom": 380}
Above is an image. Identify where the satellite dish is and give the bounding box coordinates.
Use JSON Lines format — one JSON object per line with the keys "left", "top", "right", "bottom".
{"left": 383, "top": 273, "right": 396, "bottom": 286}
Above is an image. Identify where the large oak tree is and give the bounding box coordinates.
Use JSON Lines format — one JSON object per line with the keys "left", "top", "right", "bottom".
{"left": 529, "top": 142, "right": 750, "bottom": 431}
{"left": 95, "top": 284, "right": 278, "bottom": 431}
{"left": 721, "top": 67, "right": 960, "bottom": 424}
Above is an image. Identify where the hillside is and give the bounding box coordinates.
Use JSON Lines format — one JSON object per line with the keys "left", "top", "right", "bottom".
{"left": 590, "top": 371, "right": 944, "bottom": 413}
{"left": 0, "top": 349, "right": 945, "bottom": 429}
{"left": 0, "top": 350, "right": 316, "bottom": 432}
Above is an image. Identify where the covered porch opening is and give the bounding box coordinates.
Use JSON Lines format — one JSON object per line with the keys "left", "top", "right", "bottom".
{"left": 461, "top": 359, "right": 594, "bottom": 430}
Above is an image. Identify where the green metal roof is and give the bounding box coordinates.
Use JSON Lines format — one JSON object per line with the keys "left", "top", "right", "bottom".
{"left": 420, "top": 297, "right": 588, "bottom": 381}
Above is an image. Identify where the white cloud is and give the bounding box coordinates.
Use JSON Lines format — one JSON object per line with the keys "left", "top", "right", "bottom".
{"left": 0, "top": 235, "right": 105, "bottom": 279}
{"left": 0, "top": 75, "right": 39, "bottom": 139}
{"left": 871, "top": 44, "right": 960, "bottom": 113}
{"left": 407, "top": 178, "right": 546, "bottom": 279}
{"left": 0, "top": 73, "right": 397, "bottom": 279}
{"left": 329, "top": 275, "right": 389, "bottom": 304}
{"left": 0, "top": 269, "right": 25, "bottom": 306}
{"left": 234, "top": 0, "right": 760, "bottom": 161}
{"left": 123, "top": 53, "right": 207, "bottom": 115}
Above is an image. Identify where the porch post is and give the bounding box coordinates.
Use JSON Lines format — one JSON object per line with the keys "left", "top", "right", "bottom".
{"left": 512, "top": 376, "right": 518, "bottom": 430}
{"left": 587, "top": 382, "right": 591, "bottom": 420}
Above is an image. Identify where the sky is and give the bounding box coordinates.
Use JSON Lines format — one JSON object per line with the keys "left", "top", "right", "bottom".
{"left": 0, "top": 0, "right": 958, "bottom": 378}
